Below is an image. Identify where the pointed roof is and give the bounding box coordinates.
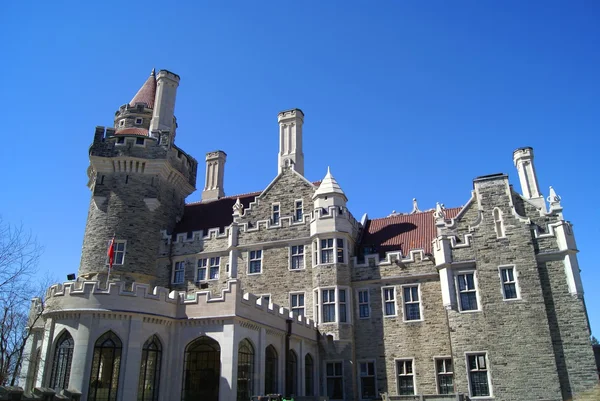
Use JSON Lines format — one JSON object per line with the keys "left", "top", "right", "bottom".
{"left": 129, "top": 69, "right": 156, "bottom": 109}
{"left": 313, "top": 167, "right": 347, "bottom": 200}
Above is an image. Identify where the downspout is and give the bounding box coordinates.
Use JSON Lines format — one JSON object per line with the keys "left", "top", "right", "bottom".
{"left": 285, "top": 319, "right": 292, "bottom": 398}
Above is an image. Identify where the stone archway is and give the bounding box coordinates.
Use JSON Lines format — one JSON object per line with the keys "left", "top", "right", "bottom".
{"left": 182, "top": 336, "right": 221, "bottom": 401}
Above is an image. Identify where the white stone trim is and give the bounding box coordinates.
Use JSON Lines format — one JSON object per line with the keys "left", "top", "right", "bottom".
{"left": 247, "top": 249, "right": 263, "bottom": 275}
{"left": 497, "top": 264, "right": 521, "bottom": 301}
{"left": 455, "top": 270, "right": 481, "bottom": 313}
{"left": 394, "top": 357, "right": 417, "bottom": 396}
{"left": 381, "top": 286, "right": 398, "bottom": 318}
{"left": 400, "top": 284, "right": 424, "bottom": 322}
{"left": 289, "top": 244, "right": 306, "bottom": 271}
{"left": 464, "top": 351, "right": 494, "bottom": 399}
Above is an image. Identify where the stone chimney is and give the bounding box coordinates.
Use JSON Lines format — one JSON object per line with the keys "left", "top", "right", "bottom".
{"left": 149, "top": 70, "right": 180, "bottom": 134}
{"left": 202, "top": 151, "right": 227, "bottom": 201}
{"left": 513, "top": 147, "right": 543, "bottom": 204}
{"left": 278, "top": 109, "right": 305, "bottom": 176}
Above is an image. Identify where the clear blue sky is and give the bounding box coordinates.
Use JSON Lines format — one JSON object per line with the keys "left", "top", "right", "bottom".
{"left": 1, "top": 1, "right": 598, "bottom": 333}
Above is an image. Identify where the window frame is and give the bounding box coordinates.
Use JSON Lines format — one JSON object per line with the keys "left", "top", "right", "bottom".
{"left": 358, "top": 360, "right": 376, "bottom": 400}
{"left": 272, "top": 203, "right": 280, "bottom": 225}
{"left": 493, "top": 208, "right": 505, "bottom": 238}
{"left": 295, "top": 199, "right": 304, "bottom": 221}
{"left": 395, "top": 358, "right": 416, "bottom": 396}
{"left": 434, "top": 357, "right": 454, "bottom": 395}
{"left": 289, "top": 245, "right": 306, "bottom": 270}
{"left": 290, "top": 292, "right": 305, "bottom": 317}
{"left": 196, "top": 258, "right": 207, "bottom": 282}
{"left": 498, "top": 264, "right": 520, "bottom": 301}
{"left": 382, "top": 286, "right": 397, "bottom": 317}
{"left": 455, "top": 271, "right": 480, "bottom": 312}
{"left": 356, "top": 288, "right": 370, "bottom": 319}
{"left": 106, "top": 240, "right": 126, "bottom": 266}
{"left": 465, "top": 352, "right": 493, "bottom": 398}
{"left": 49, "top": 331, "right": 74, "bottom": 391}
{"left": 314, "top": 286, "right": 351, "bottom": 324}
{"left": 135, "top": 117, "right": 143, "bottom": 125}
{"left": 325, "top": 360, "right": 344, "bottom": 400}
{"left": 248, "top": 250, "right": 263, "bottom": 275}
{"left": 209, "top": 256, "right": 220, "bottom": 280}
{"left": 401, "top": 284, "right": 423, "bottom": 322}
{"left": 172, "top": 260, "right": 186, "bottom": 284}
{"left": 314, "top": 237, "right": 346, "bottom": 266}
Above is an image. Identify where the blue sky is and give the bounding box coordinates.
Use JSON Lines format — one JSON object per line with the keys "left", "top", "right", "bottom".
{"left": 1, "top": 1, "right": 598, "bottom": 333}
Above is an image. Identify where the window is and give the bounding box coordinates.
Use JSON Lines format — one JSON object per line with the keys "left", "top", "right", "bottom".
{"left": 237, "top": 339, "right": 254, "bottom": 401}
{"left": 173, "top": 261, "right": 185, "bottom": 284}
{"left": 209, "top": 257, "right": 220, "bottom": 280}
{"left": 287, "top": 350, "right": 298, "bottom": 396}
{"left": 457, "top": 272, "right": 478, "bottom": 311}
{"left": 337, "top": 239, "right": 344, "bottom": 263}
{"left": 396, "top": 359, "right": 414, "bottom": 395}
{"left": 265, "top": 345, "right": 278, "bottom": 394}
{"left": 313, "top": 240, "right": 318, "bottom": 266}
{"left": 272, "top": 204, "right": 280, "bottom": 225}
{"left": 136, "top": 137, "right": 144, "bottom": 145}
{"left": 196, "top": 259, "right": 207, "bottom": 281}
{"left": 135, "top": 118, "right": 143, "bottom": 125}
{"left": 382, "top": 287, "right": 397, "bottom": 317}
{"left": 357, "top": 289, "right": 370, "bottom": 319}
{"left": 436, "top": 358, "right": 453, "bottom": 395}
{"left": 338, "top": 289, "right": 347, "bottom": 323}
{"left": 305, "top": 354, "right": 314, "bottom": 396}
{"left": 49, "top": 331, "right": 74, "bottom": 390}
{"left": 322, "top": 289, "right": 336, "bottom": 323}
{"left": 183, "top": 336, "right": 220, "bottom": 401}
{"left": 290, "top": 245, "right": 305, "bottom": 270}
{"left": 326, "top": 361, "right": 343, "bottom": 400}
{"left": 321, "top": 239, "right": 334, "bottom": 264}
{"left": 290, "top": 293, "right": 305, "bottom": 316}
{"left": 106, "top": 240, "right": 126, "bottom": 266}
{"left": 88, "top": 331, "right": 122, "bottom": 401}
{"left": 500, "top": 266, "right": 518, "bottom": 300}
{"left": 359, "top": 361, "right": 376, "bottom": 399}
{"left": 116, "top": 136, "right": 125, "bottom": 144}
{"left": 402, "top": 285, "right": 421, "bottom": 321}
{"left": 295, "top": 200, "right": 303, "bottom": 221}
{"left": 249, "top": 250, "right": 262, "bottom": 274}
{"left": 493, "top": 208, "right": 505, "bottom": 238}
{"left": 138, "top": 335, "right": 162, "bottom": 401}
{"left": 467, "top": 353, "right": 490, "bottom": 397}
{"left": 119, "top": 120, "right": 125, "bottom": 127}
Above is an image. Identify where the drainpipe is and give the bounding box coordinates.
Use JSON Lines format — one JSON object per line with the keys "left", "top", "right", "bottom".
{"left": 285, "top": 319, "right": 292, "bottom": 398}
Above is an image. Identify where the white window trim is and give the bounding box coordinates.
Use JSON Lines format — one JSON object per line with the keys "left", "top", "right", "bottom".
{"left": 465, "top": 351, "right": 493, "bottom": 399}
{"left": 313, "top": 237, "right": 346, "bottom": 266}
{"left": 382, "top": 286, "right": 398, "bottom": 318}
{"left": 105, "top": 239, "right": 127, "bottom": 266}
{"left": 295, "top": 199, "right": 304, "bottom": 221}
{"left": 493, "top": 208, "right": 506, "bottom": 238}
{"left": 271, "top": 202, "right": 281, "bottom": 225}
{"left": 289, "top": 292, "right": 306, "bottom": 316}
{"left": 118, "top": 119, "right": 125, "bottom": 127}
{"left": 289, "top": 244, "right": 306, "bottom": 271}
{"left": 247, "top": 250, "right": 263, "bottom": 275}
{"left": 314, "top": 286, "right": 351, "bottom": 324}
{"left": 324, "top": 360, "right": 345, "bottom": 401}
{"left": 394, "top": 357, "right": 416, "bottom": 396}
{"left": 401, "top": 284, "right": 424, "bottom": 322}
{"left": 172, "top": 260, "right": 186, "bottom": 284}
{"left": 134, "top": 117, "right": 143, "bottom": 125}
{"left": 498, "top": 264, "right": 521, "bottom": 301}
{"left": 433, "top": 356, "right": 454, "bottom": 395}
{"left": 455, "top": 270, "right": 481, "bottom": 313}
{"left": 208, "top": 256, "right": 221, "bottom": 281}
{"left": 358, "top": 359, "right": 377, "bottom": 400}
{"left": 196, "top": 258, "right": 207, "bottom": 282}
{"left": 356, "top": 288, "right": 371, "bottom": 319}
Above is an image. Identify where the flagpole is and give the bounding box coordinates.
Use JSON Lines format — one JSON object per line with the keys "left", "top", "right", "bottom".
{"left": 107, "top": 233, "right": 115, "bottom": 288}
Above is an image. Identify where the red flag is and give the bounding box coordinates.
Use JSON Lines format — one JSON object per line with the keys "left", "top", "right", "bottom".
{"left": 107, "top": 237, "right": 116, "bottom": 270}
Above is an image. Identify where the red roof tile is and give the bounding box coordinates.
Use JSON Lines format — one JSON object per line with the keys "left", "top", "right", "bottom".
{"left": 114, "top": 127, "right": 149, "bottom": 136}
{"left": 361, "top": 207, "right": 462, "bottom": 255}
{"left": 129, "top": 69, "right": 156, "bottom": 109}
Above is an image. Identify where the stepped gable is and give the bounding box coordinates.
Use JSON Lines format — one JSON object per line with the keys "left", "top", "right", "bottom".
{"left": 362, "top": 207, "right": 461, "bottom": 255}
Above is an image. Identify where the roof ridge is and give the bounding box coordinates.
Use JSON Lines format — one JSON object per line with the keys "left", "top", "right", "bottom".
{"left": 368, "top": 206, "right": 462, "bottom": 221}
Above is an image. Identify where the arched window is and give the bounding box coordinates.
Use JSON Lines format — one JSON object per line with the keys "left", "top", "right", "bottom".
{"left": 287, "top": 350, "right": 298, "bottom": 397}
{"left": 88, "top": 331, "right": 122, "bottom": 401}
{"left": 183, "top": 336, "right": 220, "bottom": 401}
{"left": 305, "top": 354, "right": 314, "bottom": 396}
{"left": 237, "top": 339, "right": 255, "bottom": 401}
{"left": 50, "top": 331, "right": 74, "bottom": 390}
{"left": 138, "top": 335, "right": 162, "bottom": 401}
{"left": 493, "top": 208, "right": 505, "bottom": 238}
{"left": 265, "top": 345, "right": 278, "bottom": 395}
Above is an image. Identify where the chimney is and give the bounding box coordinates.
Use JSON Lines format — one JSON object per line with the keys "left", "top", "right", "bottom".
{"left": 278, "top": 109, "right": 305, "bottom": 176}
{"left": 149, "top": 70, "right": 180, "bottom": 134}
{"left": 513, "top": 147, "right": 542, "bottom": 199}
{"left": 202, "top": 151, "right": 227, "bottom": 201}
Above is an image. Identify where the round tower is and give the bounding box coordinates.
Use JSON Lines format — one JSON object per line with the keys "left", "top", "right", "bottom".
{"left": 79, "top": 69, "right": 197, "bottom": 285}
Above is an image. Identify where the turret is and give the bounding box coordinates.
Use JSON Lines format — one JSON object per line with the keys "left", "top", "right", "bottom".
{"left": 79, "top": 69, "right": 197, "bottom": 286}
{"left": 149, "top": 70, "right": 180, "bottom": 139}
{"left": 513, "top": 147, "right": 544, "bottom": 208}
{"left": 278, "top": 109, "right": 305, "bottom": 176}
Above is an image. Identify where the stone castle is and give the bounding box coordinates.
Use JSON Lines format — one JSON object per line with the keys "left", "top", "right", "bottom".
{"left": 18, "top": 69, "right": 598, "bottom": 401}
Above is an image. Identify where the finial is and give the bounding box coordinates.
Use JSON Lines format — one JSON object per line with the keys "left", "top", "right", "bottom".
{"left": 327, "top": 166, "right": 331, "bottom": 175}
{"left": 151, "top": 68, "right": 156, "bottom": 77}
{"left": 547, "top": 186, "right": 562, "bottom": 211}
{"left": 410, "top": 198, "right": 422, "bottom": 214}
{"left": 433, "top": 202, "right": 446, "bottom": 223}
{"left": 232, "top": 198, "right": 244, "bottom": 217}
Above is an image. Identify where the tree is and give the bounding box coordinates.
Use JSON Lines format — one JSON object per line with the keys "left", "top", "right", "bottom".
{"left": 0, "top": 217, "right": 44, "bottom": 386}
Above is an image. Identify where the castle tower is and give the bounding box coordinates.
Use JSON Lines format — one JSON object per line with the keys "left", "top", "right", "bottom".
{"left": 79, "top": 69, "right": 197, "bottom": 285}
{"left": 513, "top": 147, "right": 543, "bottom": 206}
{"left": 278, "top": 109, "right": 304, "bottom": 176}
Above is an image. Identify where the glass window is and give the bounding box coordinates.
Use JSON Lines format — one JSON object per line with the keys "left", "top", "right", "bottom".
{"left": 494, "top": 208, "right": 505, "bottom": 237}
{"left": 500, "top": 267, "right": 518, "bottom": 299}
{"left": 249, "top": 250, "right": 262, "bottom": 274}
{"left": 322, "top": 289, "right": 336, "bottom": 323}
{"left": 396, "top": 360, "right": 414, "bottom": 395}
{"left": 237, "top": 339, "right": 254, "bottom": 401}
{"left": 337, "top": 239, "right": 344, "bottom": 263}
{"left": 326, "top": 362, "right": 343, "bottom": 400}
{"left": 358, "top": 289, "right": 370, "bottom": 318}
{"left": 287, "top": 350, "right": 298, "bottom": 396}
{"left": 197, "top": 259, "right": 207, "bottom": 281}
{"left": 305, "top": 354, "right": 314, "bottom": 396}
{"left": 436, "top": 358, "right": 453, "bottom": 395}
{"left": 295, "top": 200, "right": 303, "bottom": 221}
{"left": 359, "top": 361, "right": 376, "bottom": 399}
{"left": 290, "top": 293, "right": 305, "bottom": 316}
{"left": 468, "top": 354, "right": 490, "bottom": 397}
{"left": 183, "top": 336, "right": 220, "bottom": 401}
{"left": 209, "top": 257, "right": 220, "bottom": 280}
{"left": 339, "top": 289, "right": 347, "bottom": 323}
{"left": 321, "top": 239, "right": 334, "bottom": 264}
{"left": 138, "top": 335, "right": 162, "bottom": 401}
{"left": 403, "top": 285, "right": 421, "bottom": 321}
{"left": 88, "top": 331, "right": 122, "bottom": 401}
{"left": 291, "top": 246, "right": 304, "bottom": 270}
{"left": 173, "top": 261, "right": 185, "bottom": 284}
{"left": 457, "top": 272, "right": 478, "bottom": 311}
{"left": 106, "top": 240, "right": 126, "bottom": 266}
{"left": 49, "top": 331, "right": 74, "bottom": 390}
{"left": 272, "top": 204, "right": 280, "bottom": 225}
{"left": 383, "top": 287, "right": 396, "bottom": 316}
{"left": 265, "top": 345, "right": 278, "bottom": 394}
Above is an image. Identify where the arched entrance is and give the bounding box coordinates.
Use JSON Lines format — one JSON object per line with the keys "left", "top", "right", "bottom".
{"left": 182, "top": 336, "right": 220, "bottom": 401}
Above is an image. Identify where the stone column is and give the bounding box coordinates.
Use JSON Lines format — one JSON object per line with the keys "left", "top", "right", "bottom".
{"left": 69, "top": 315, "right": 93, "bottom": 393}
{"left": 219, "top": 324, "right": 237, "bottom": 400}
{"left": 120, "top": 317, "right": 143, "bottom": 400}
{"left": 257, "top": 328, "right": 266, "bottom": 396}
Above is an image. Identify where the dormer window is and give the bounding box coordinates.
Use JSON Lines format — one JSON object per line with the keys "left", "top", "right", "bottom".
{"left": 272, "top": 204, "right": 280, "bottom": 225}
{"left": 135, "top": 118, "right": 143, "bottom": 125}
{"left": 493, "top": 208, "right": 505, "bottom": 238}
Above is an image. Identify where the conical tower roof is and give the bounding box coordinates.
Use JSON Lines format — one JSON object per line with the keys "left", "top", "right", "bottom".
{"left": 129, "top": 69, "right": 157, "bottom": 108}
{"left": 313, "top": 167, "right": 347, "bottom": 200}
